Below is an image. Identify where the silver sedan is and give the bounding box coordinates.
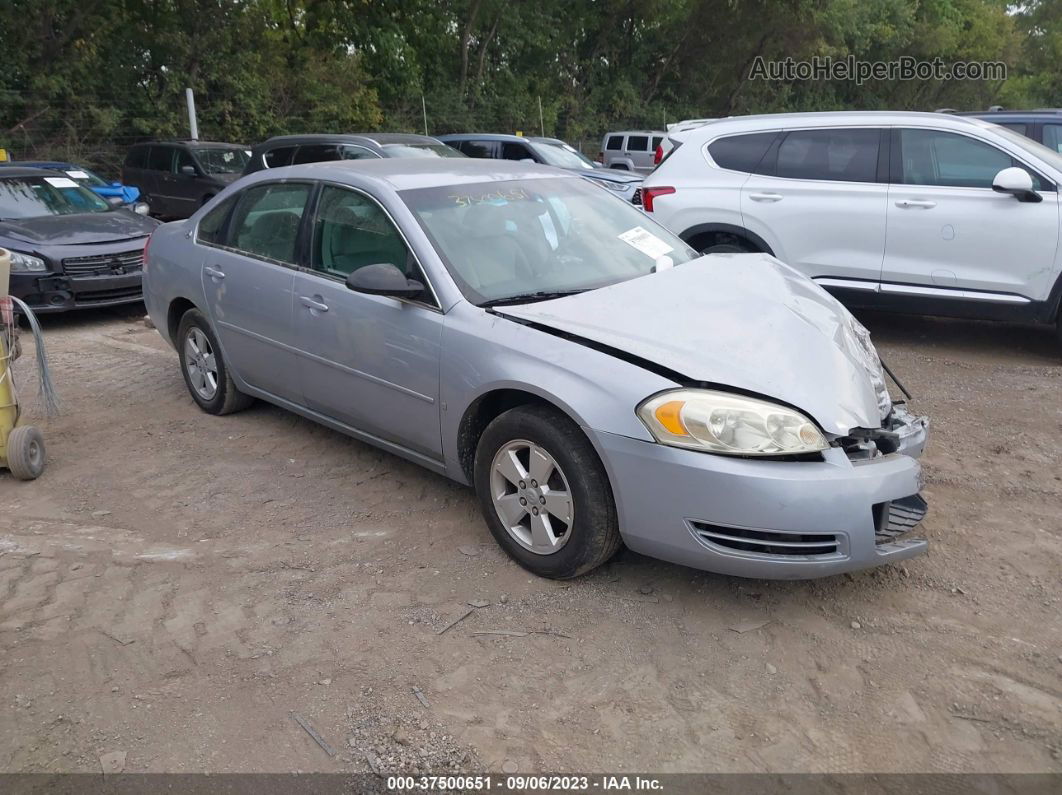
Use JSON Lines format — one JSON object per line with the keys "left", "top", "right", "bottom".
{"left": 144, "top": 159, "right": 929, "bottom": 579}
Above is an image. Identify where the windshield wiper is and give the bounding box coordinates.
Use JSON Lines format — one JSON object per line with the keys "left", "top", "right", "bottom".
{"left": 480, "top": 289, "right": 589, "bottom": 308}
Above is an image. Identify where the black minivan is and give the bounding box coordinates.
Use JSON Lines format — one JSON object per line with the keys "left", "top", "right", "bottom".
{"left": 122, "top": 141, "right": 251, "bottom": 219}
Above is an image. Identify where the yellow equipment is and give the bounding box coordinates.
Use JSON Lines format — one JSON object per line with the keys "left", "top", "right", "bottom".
{"left": 1, "top": 248, "right": 56, "bottom": 480}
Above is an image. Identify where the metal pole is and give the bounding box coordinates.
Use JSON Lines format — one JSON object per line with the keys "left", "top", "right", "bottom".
{"left": 185, "top": 88, "right": 199, "bottom": 141}
{"left": 422, "top": 95, "right": 428, "bottom": 136}
{"left": 538, "top": 96, "right": 545, "bottom": 137}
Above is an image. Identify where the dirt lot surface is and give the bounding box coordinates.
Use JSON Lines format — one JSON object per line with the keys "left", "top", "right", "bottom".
{"left": 1, "top": 305, "right": 1060, "bottom": 775}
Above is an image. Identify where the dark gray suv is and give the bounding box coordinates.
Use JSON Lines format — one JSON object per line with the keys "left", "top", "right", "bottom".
{"left": 122, "top": 141, "right": 251, "bottom": 219}
{"left": 242, "top": 133, "right": 463, "bottom": 176}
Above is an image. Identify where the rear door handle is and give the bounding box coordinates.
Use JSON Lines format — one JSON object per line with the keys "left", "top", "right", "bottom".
{"left": 204, "top": 266, "right": 225, "bottom": 281}
{"left": 895, "top": 199, "right": 936, "bottom": 209}
{"left": 748, "top": 192, "right": 783, "bottom": 202}
{"left": 299, "top": 295, "right": 329, "bottom": 313}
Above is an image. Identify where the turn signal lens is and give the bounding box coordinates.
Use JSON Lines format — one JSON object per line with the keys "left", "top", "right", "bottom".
{"left": 653, "top": 400, "right": 688, "bottom": 436}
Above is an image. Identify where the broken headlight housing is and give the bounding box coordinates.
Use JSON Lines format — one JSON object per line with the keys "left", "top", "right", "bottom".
{"left": 638, "top": 389, "right": 829, "bottom": 456}
{"left": 843, "top": 314, "right": 890, "bottom": 420}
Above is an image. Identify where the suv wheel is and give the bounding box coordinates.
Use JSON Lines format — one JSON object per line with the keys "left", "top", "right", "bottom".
{"left": 473, "top": 404, "right": 621, "bottom": 579}
{"left": 176, "top": 309, "right": 253, "bottom": 415}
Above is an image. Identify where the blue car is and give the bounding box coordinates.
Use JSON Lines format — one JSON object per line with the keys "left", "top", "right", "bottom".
{"left": 0, "top": 161, "right": 147, "bottom": 212}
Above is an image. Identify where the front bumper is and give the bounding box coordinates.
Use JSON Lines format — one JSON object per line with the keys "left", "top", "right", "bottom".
{"left": 592, "top": 412, "right": 930, "bottom": 579}
{"left": 9, "top": 270, "right": 144, "bottom": 313}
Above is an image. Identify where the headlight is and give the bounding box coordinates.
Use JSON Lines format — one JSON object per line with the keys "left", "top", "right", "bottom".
{"left": 8, "top": 251, "right": 47, "bottom": 272}
{"left": 842, "top": 314, "right": 890, "bottom": 419}
{"left": 133, "top": 202, "right": 150, "bottom": 215}
{"left": 593, "top": 179, "right": 629, "bottom": 192}
{"left": 637, "top": 389, "right": 829, "bottom": 456}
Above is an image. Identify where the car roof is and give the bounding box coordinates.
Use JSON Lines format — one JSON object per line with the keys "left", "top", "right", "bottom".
{"left": 604, "top": 130, "right": 666, "bottom": 136}
{"left": 0, "top": 161, "right": 77, "bottom": 170}
{"left": 438, "top": 133, "right": 532, "bottom": 143}
{"left": 256, "top": 133, "right": 442, "bottom": 147}
{"left": 0, "top": 167, "right": 65, "bottom": 178}
{"left": 267, "top": 157, "right": 574, "bottom": 191}
{"left": 955, "top": 109, "right": 1062, "bottom": 119}
{"left": 671, "top": 110, "right": 996, "bottom": 143}
{"left": 131, "top": 140, "right": 246, "bottom": 148}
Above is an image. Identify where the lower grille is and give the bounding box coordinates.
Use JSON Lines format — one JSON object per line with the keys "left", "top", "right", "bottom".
{"left": 874, "top": 494, "right": 928, "bottom": 545}
{"left": 75, "top": 286, "right": 143, "bottom": 304}
{"left": 62, "top": 248, "right": 144, "bottom": 276}
{"left": 689, "top": 521, "right": 840, "bottom": 557}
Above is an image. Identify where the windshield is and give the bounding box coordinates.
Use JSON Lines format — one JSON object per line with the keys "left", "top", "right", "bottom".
{"left": 0, "top": 176, "right": 112, "bottom": 219}
{"left": 383, "top": 143, "right": 465, "bottom": 159}
{"left": 401, "top": 177, "right": 697, "bottom": 304}
{"left": 194, "top": 147, "right": 251, "bottom": 174}
{"left": 529, "top": 142, "right": 594, "bottom": 170}
{"left": 54, "top": 167, "right": 109, "bottom": 187}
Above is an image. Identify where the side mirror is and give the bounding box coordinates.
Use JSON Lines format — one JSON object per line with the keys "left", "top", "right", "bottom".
{"left": 180, "top": 164, "right": 197, "bottom": 177}
{"left": 992, "top": 167, "right": 1041, "bottom": 203}
{"left": 345, "top": 263, "right": 424, "bottom": 299}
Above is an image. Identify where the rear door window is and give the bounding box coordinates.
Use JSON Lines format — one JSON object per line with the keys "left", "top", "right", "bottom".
{"left": 776, "top": 129, "right": 879, "bottom": 183}
{"left": 501, "top": 142, "right": 535, "bottom": 161}
{"left": 626, "top": 135, "right": 650, "bottom": 152}
{"left": 229, "top": 182, "right": 313, "bottom": 265}
{"left": 1043, "top": 124, "right": 1062, "bottom": 153}
{"left": 998, "top": 123, "right": 1028, "bottom": 137}
{"left": 147, "top": 146, "right": 175, "bottom": 172}
{"left": 293, "top": 144, "right": 342, "bottom": 165}
{"left": 708, "top": 132, "right": 779, "bottom": 173}
{"left": 459, "top": 141, "right": 497, "bottom": 158}
{"left": 263, "top": 146, "right": 296, "bottom": 168}
{"left": 605, "top": 136, "right": 624, "bottom": 151}
{"left": 340, "top": 145, "right": 379, "bottom": 160}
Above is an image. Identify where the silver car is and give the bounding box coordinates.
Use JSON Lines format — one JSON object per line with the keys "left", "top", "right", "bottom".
{"left": 144, "top": 159, "right": 930, "bottom": 580}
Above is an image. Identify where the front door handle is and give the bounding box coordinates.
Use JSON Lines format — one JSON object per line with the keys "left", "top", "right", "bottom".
{"left": 748, "top": 192, "right": 783, "bottom": 202}
{"left": 895, "top": 199, "right": 936, "bottom": 209}
{"left": 204, "top": 266, "right": 225, "bottom": 281}
{"left": 299, "top": 295, "right": 329, "bottom": 313}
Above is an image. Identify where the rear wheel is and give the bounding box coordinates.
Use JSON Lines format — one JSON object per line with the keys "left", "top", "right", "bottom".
{"left": 474, "top": 405, "right": 621, "bottom": 579}
{"left": 176, "top": 309, "right": 253, "bottom": 415}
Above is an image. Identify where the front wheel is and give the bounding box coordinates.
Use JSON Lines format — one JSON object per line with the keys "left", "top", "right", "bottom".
{"left": 473, "top": 405, "right": 621, "bottom": 579}
{"left": 6, "top": 425, "right": 45, "bottom": 480}
{"left": 176, "top": 309, "right": 253, "bottom": 415}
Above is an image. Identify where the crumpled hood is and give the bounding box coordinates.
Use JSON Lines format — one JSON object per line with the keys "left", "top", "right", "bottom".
{"left": 0, "top": 210, "right": 156, "bottom": 246}
{"left": 496, "top": 253, "right": 883, "bottom": 435}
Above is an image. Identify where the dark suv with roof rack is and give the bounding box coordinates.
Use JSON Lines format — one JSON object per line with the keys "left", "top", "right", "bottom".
{"left": 242, "top": 133, "right": 464, "bottom": 176}
{"left": 946, "top": 109, "right": 1062, "bottom": 153}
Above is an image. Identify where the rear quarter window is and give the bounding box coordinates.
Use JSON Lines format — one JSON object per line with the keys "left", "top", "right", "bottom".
{"left": 125, "top": 146, "right": 148, "bottom": 168}
{"left": 707, "top": 132, "right": 779, "bottom": 173}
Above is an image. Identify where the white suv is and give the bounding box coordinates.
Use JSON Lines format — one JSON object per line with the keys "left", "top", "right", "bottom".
{"left": 644, "top": 111, "right": 1062, "bottom": 339}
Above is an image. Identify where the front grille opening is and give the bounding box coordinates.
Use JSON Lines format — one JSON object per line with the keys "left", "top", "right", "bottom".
{"left": 874, "top": 494, "right": 928, "bottom": 545}
{"left": 63, "top": 249, "right": 145, "bottom": 276}
{"left": 75, "top": 287, "right": 143, "bottom": 304}
{"left": 690, "top": 521, "right": 839, "bottom": 557}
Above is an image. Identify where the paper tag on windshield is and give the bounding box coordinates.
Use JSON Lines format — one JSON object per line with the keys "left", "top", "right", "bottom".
{"left": 45, "top": 177, "right": 78, "bottom": 188}
{"left": 618, "top": 226, "right": 673, "bottom": 259}
{"left": 66, "top": 170, "right": 89, "bottom": 179}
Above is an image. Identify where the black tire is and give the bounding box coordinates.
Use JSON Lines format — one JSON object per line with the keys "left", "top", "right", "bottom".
{"left": 176, "top": 308, "right": 253, "bottom": 415}
{"left": 473, "top": 404, "right": 621, "bottom": 579}
{"left": 6, "top": 425, "right": 45, "bottom": 480}
{"left": 701, "top": 242, "right": 752, "bottom": 255}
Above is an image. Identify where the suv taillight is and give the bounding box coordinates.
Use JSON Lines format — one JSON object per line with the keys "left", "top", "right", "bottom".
{"left": 654, "top": 145, "right": 664, "bottom": 165}
{"left": 641, "top": 186, "right": 675, "bottom": 213}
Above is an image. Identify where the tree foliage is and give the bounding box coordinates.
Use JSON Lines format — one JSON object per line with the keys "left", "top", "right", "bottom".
{"left": 0, "top": 0, "right": 1057, "bottom": 174}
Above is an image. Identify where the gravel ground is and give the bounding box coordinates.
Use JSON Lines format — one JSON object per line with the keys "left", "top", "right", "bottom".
{"left": 0, "top": 304, "right": 1060, "bottom": 775}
